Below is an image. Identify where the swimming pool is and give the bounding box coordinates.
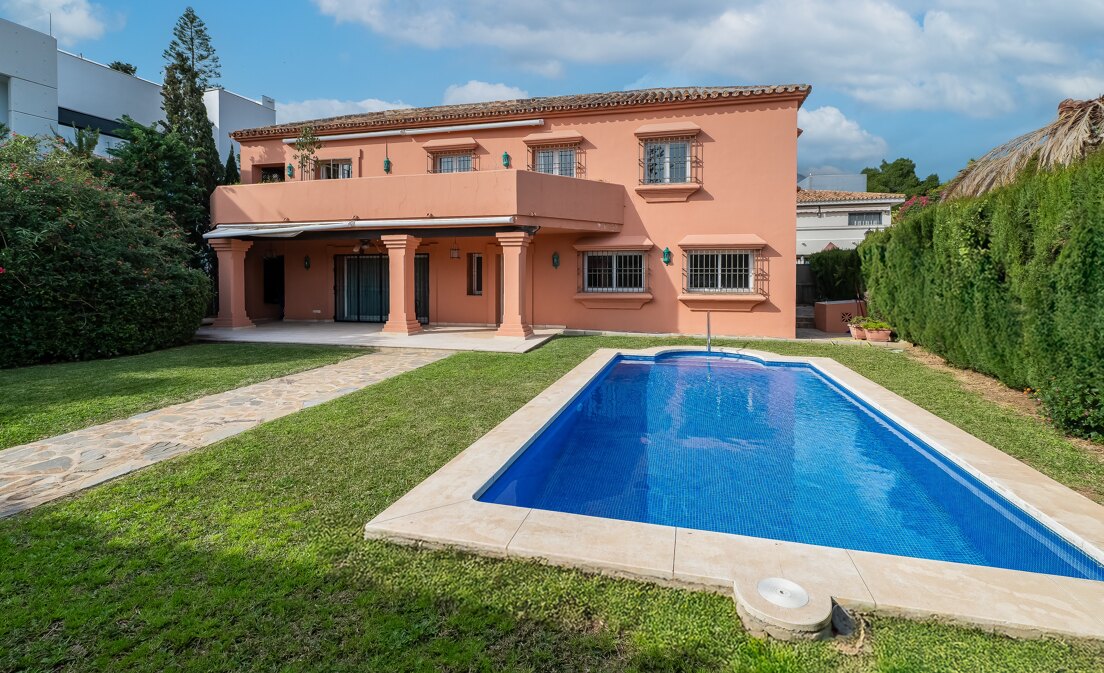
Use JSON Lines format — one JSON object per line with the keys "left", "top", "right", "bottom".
{"left": 478, "top": 352, "right": 1104, "bottom": 581}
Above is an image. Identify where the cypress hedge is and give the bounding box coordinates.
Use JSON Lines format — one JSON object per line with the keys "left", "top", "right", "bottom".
{"left": 859, "top": 152, "right": 1104, "bottom": 440}
{"left": 0, "top": 135, "right": 211, "bottom": 368}
{"left": 807, "top": 248, "right": 863, "bottom": 301}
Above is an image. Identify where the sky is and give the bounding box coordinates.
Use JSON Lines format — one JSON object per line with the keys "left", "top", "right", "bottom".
{"left": 3, "top": 0, "right": 1102, "bottom": 181}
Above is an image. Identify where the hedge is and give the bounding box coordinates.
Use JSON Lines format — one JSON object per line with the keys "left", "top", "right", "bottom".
{"left": 0, "top": 135, "right": 211, "bottom": 368}
{"left": 807, "top": 248, "right": 863, "bottom": 301}
{"left": 859, "top": 152, "right": 1104, "bottom": 440}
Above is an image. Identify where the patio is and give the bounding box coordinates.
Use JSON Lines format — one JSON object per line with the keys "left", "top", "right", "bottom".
{"left": 195, "top": 322, "right": 561, "bottom": 353}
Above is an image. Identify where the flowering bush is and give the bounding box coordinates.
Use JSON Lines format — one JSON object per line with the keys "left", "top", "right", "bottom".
{"left": 896, "top": 194, "right": 931, "bottom": 219}
{"left": 0, "top": 135, "right": 210, "bottom": 367}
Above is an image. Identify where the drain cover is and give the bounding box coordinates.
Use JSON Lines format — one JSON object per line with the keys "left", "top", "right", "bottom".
{"left": 756, "top": 577, "right": 810, "bottom": 609}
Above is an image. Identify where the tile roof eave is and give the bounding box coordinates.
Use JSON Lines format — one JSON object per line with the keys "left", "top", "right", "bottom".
{"left": 233, "top": 84, "right": 811, "bottom": 141}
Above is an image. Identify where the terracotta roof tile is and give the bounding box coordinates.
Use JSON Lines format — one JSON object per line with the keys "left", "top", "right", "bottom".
{"left": 796, "top": 189, "right": 905, "bottom": 203}
{"left": 234, "top": 84, "right": 811, "bottom": 140}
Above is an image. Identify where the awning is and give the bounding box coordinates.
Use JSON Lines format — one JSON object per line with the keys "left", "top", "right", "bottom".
{"left": 204, "top": 216, "right": 517, "bottom": 240}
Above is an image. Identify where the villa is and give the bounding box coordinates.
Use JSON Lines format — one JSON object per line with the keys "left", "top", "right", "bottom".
{"left": 206, "top": 85, "right": 810, "bottom": 339}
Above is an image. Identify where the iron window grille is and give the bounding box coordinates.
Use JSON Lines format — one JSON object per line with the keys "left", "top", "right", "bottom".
{"left": 682, "top": 249, "right": 767, "bottom": 295}
{"left": 316, "top": 159, "right": 353, "bottom": 180}
{"left": 428, "top": 151, "right": 476, "bottom": 173}
{"left": 639, "top": 136, "right": 701, "bottom": 185}
{"left": 527, "top": 144, "right": 584, "bottom": 178}
{"left": 578, "top": 251, "right": 647, "bottom": 293}
{"left": 848, "top": 211, "right": 882, "bottom": 227}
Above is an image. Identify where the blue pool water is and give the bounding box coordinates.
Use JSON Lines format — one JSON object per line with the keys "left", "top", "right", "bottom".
{"left": 479, "top": 353, "right": 1104, "bottom": 580}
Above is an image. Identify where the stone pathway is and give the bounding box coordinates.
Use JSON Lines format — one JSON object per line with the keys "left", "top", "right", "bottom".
{"left": 0, "top": 348, "right": 451, "bottom": 518}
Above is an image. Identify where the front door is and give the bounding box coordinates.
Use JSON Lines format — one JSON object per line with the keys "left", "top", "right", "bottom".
{"left": 335, "top": 254, "right": 429, "bottom": 323}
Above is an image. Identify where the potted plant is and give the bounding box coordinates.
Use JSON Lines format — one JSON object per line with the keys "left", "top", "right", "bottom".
{"left": 864, "top": 320, "right": 893, "bottom": 342}
{"left": 848, "top": 316, "right": 868, "bottom": 340}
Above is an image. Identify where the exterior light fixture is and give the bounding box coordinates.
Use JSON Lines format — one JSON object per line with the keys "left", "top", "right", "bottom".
{"left": 662, "top": 247, "right": 672, "bottom": 265}
{"left": 383, "top": 156, "right": 392, "bottom": 174}
{"left": 286, "top": 164, "right": 294, "bottom": 178}
{"left": 502, "top": 151, "right": 511, "bottom": 168}
{"left": 303, "top": 255, "right": 311, "bottom": 270}
{"left": 450, "top": 246, "right": 460, "bottom": 259}
{"left": 552, "top": 251, "right": 560, "bottom": 268}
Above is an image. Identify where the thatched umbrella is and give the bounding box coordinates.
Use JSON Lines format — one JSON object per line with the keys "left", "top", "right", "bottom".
{"left": 942, "top": 95, "right": 1103, "bottom": 200}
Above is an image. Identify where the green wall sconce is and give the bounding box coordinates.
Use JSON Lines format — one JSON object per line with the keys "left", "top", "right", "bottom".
{"left": 502, "top": 151, "right": 511, "bottom": 168}
{"left": 552, "top": 251, "right": 560, "bottom": 268}
{"left": 662, "top": 247, "right": 672, "bottom": 265}
{"left": 286, "top": 164, "right": 294, "bottom": 178}
{"left": 303, "top": 255, "right": 311, "bottom": 270}
{"left": 383, "top": 157, "right": 392, "bottom": 174}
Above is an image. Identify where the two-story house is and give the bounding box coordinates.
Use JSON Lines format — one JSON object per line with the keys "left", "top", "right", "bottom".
{"left": 207, "top": 85, "right": 810, "bottom": 339}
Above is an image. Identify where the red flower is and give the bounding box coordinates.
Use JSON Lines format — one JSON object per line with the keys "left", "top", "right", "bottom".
{"left": 0, "top": 267, "right": 5, "bottom": 274}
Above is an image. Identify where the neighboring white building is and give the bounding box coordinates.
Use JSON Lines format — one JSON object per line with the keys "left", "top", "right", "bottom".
{"left": 0, "top": 18, "right": 275, "bottom": 158}
{"left": 796, "top": 189, "right": 905, "bottom": 262}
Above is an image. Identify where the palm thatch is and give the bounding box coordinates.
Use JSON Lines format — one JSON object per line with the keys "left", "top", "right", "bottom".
{"left": 942, "top": 95, "right": 1104, "bottom": 200}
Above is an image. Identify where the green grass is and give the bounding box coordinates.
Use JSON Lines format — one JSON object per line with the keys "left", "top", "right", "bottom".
{"left": 2, "top": 336, "right": 1103, "bottom": 672}
{"left": 0, "top": 343, "right": 366, "bottom": 450}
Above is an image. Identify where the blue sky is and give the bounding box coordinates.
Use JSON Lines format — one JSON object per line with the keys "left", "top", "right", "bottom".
{"left": 4, "top": 0, "right": 1102, "bottom": 181}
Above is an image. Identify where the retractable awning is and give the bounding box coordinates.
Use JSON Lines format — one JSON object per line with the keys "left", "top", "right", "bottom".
{"left": 204, "top": 216, "right": 517, "bottom": 240}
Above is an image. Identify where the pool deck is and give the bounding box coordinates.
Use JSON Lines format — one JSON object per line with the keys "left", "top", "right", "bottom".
{"left": 364, "top": 346, "right": 1104, "bottom": 641}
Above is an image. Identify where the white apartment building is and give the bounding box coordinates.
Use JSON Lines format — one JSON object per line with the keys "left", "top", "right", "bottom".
{"left": 0, "top": 18, "right": 274, "bottom": 158}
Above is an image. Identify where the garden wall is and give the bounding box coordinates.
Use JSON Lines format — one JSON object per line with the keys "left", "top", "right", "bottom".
{"left": 859, "top": 153, "right": 1104, "bottom": 439}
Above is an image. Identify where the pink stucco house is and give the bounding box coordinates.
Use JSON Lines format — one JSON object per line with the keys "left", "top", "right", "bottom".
{"left": 207, "top": 85, "right": 811, "bottom": 339}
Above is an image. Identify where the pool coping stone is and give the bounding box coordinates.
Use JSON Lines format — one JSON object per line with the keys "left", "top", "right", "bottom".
{"left": 364, "top": 346, "right": 1104, "bottom": 640}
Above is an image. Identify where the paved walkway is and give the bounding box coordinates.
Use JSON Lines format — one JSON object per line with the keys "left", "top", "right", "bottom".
{"left": 0, "top": 349, "right": 451, "bottom": 518}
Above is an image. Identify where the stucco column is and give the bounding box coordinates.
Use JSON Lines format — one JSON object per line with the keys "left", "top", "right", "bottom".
{"left": 381, "top": 234, "right": 422, "bottom": 335}
{"left": 211, "top": 239, "right": 254, "bottom": 329}
{"left": 484, "top": 241, "right": 500, "bottom": 327}
{"left": 496, "top": 232, "right": 533, "bottom": 338}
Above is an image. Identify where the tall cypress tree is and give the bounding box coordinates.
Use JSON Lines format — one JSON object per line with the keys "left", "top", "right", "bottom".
{"left": 223, "top": 149, "right": 240, "bottom": 185}
{"left": 162, "top": 9, "right": 221, "bottom": 193}
{"left": 161, "top": 7, "right": 222, "bottom": 270}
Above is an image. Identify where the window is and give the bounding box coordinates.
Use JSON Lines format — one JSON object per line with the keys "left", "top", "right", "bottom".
{"left": 685, "top": 250, "right": 754, "bottom": 293}
{"left": 433, "top": 152, "right": 473, "bottom": 173}
{"left": 582, "top": 251, "right": 645, "bottom": 292}
{"left": 467, "top": 253, "right": 483, "bottom": 296}
{"left": 848, "top": 212, "right": 882, "bottom": 227}
{"left": 316, "top": 159, "right": 352, "bottom": 180}
{"left": 259, "top": 166, "right": 284, "bottom": 183}
{"left": 642, "top": 138, "right": 691, "bottom": 184}
{"left": 533, "top": 145, "right": 577, "bottom": 177}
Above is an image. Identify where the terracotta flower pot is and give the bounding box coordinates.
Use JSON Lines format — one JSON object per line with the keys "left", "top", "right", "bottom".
{"left": 849, "top": 325, "right": 867, "bottom": 340}
{"left": 865, "top": 328, "right": 892, "bottom": 342}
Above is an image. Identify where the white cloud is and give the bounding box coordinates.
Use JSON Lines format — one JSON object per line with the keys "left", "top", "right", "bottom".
{"left": 276, "top": 97, "right": 409, "bottom": 124}
{"left": 1, "top": 0, "right": 114, "bottom": 46}
{"left": 798, "top": 106, "right": 888, "bottom": 168}
{"left": 311, "top": 0, "right": 1104, "bottom": 116}
{"left": 443, "top": 80, "right": 528, "bottom": 105}
{"left": 1017, "top": 72, "right": 1104, "bottom": 101}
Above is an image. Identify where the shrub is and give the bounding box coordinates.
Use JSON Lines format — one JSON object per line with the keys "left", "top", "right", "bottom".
{"left": 0, "top": 135, "right": 211, "bottom": 368}
{"left": 859, "top": 151, "right": 1104, "bottom": 440}
{"left": 807, "top": 248, "right": 863, "bottom": 301}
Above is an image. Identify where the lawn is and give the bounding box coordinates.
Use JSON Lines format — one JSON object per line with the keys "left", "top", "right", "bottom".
{"left": 2, "top": 336, "right": 1102, "bottom": 672}
{"left": 0, "top": 343, "right": 366, "bottom": 450}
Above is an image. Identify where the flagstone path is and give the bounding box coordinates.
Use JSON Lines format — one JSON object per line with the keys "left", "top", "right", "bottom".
{"left": 0, "top": 348, "right": 451, "bottom": 518}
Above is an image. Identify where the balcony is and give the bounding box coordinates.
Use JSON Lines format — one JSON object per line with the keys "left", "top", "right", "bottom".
{"left": 211, "top": 170, "right": 625, "bottom": 233}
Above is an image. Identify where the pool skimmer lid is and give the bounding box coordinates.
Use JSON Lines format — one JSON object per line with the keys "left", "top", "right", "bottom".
{"left": 757, "top": 577, "right": 809, "bottom": 609}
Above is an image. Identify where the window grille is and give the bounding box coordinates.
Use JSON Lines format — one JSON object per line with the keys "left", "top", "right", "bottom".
{"left": 527, "top": 144, "right": 583, "bottom": 177}
{"left": 639, "top": 136, "right": 701, "bottom": 184}
{"left": 848, "top": 212, "right": 882, "bottom": 226}
{"left": 429, "top": 151, "right": 475, "bottom": 173}
{"left": 681, "top": 250, "right": 767, "bottom": 295}
{"left": 579, "top": 251, "right": 646, "bottom": 292}
{"left": 316, "top": 159, "right": 353, "bottom": 180}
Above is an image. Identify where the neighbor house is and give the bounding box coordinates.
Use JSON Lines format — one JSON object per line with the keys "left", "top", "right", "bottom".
{"left": 0, "top": 18, "right": 275, "bottom": 157}
{"left": 207, "top": 85, "right": 810, "bottom": 339}
{"left": 795, "top": 189, "right": 904, "bottom": 262}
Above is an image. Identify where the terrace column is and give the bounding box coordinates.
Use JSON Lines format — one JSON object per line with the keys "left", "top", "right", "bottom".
{"left": 495, "top": 232, "right": 533, "bottom": 338}
{"left": 381, "top": 234, "right": 422, "bottom": 335}
{"left": 211, "top": 239, "right": 254, "bottom": 329}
